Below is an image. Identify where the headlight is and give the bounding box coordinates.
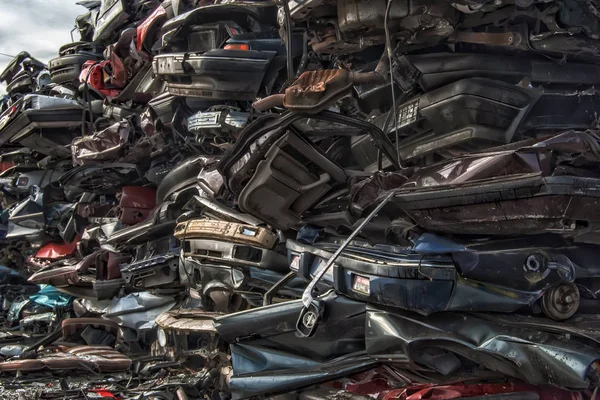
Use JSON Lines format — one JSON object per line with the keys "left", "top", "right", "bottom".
{"left": 157, "top": 327, "right": 168, "bottom": 347}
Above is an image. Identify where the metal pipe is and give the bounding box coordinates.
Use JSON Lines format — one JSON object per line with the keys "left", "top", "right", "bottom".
{"left": 252, "top": 94, "right": 285, "bottom": 111}
{"left": 263, "top": 271, "right": 297, "bottom": 306}
{"left": 301, "top": 191, "right": 395, "bottom": 308}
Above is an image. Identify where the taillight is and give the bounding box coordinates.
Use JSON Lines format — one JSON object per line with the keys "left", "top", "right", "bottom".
{"left": 16, "top": 176, "right": 29, "bottom": 187}
{"left": 224, "top": 43, "right": 249, "bottom": 51}
{"left": 226, "top": 25, "right": 241, "bottom": 37}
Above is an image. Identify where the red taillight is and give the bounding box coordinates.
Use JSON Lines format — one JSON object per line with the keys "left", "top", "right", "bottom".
{"left": 227, "top": 26, "right": 240, "bottom": 36}
{"left": 224, "top": 43, "right": 249, "bottom": 51}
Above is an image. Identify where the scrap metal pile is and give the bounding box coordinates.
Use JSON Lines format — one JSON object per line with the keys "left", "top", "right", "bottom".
{"left": 2, "top": 0, "right": 600, "bottom": 398}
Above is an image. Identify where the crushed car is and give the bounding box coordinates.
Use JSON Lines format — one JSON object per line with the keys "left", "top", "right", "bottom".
{"left": 2, "top": 0, "right": 600, "bottom": 398}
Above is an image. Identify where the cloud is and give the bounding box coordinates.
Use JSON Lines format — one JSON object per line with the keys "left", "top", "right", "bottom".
{"left": 0, "top": 0, "right": 85, "bottom": 94}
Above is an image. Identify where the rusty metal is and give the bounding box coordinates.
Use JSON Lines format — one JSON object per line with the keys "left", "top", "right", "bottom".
{"left": 0, "top": 359, "right": 46, "bottom": 372}
{"left": 282, "top": 69, "right": 385, "bottom": 114}
{"left": 0, "top": 346, "right": 131, "bottom": 373}
{"left": 541, "top": 283, "right": 580, "bottom": 321}
{"left": 285, "top": 69, "right": 353, "bottom": 113}
{"left": 252, "top": 94, "right": 284, "bottom": 111}
{"left": 156, "top": 309, "right": 221, "bottom": 333}
{"left": 28, "top": 263, "right": 81, "bottom": 286}
{"left": 309, "top": 34, "right": 365, "bottom": 54}
{"left": 173, "top": 219, "right": 278, "bottom": 249}
{"left": 64, "top": 346, "right": 132, "bottom": 372}
{"left": 62, "top": 318, "right": 120, "bottom": 340}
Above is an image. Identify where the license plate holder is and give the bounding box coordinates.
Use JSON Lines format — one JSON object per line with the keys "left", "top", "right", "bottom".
{"left": 352, "top": 274, "right": 370, "bottom": 294}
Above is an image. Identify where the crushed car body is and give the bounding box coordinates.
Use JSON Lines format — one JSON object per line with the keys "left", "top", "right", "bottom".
{"left": 2, "top": 0, "right": 600, "bottom": 398}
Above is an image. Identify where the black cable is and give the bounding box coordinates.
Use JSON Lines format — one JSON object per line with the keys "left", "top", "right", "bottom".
{"left": 384, "top": 0, "right": 405, "bottom": 169}
{"left": 281, "top": 0, "right": 295, "bottom": 81}
{"left": 378, "top": 108, "right": 396, "bottom": 171}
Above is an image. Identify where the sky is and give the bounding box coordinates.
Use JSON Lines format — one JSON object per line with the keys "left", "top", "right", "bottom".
{"left": 0, "top": 0, "right": 85, "bottom": 94}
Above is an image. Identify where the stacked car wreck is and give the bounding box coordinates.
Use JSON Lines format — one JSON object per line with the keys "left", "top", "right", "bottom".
{"left": 1, "top": 0, "right": 600, "bottom": 398}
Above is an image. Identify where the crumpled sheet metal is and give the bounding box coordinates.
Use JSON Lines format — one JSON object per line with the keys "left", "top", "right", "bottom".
{"left": 28, "top": 262, "right": 81, "bottom": 286}
{"left": 21, "top": 311, "right": 55, "bottom": 328}
{"left": 350, "top": 131, "right": 600, "bottom": 238}
{"left": 28, "top": 249, "right": 107, "bottom": 290}
{"left": 478, "top": 313, "right": 600, "bottom": 345}
{"left": 217, "top": 290, "right": 600, "bottom": 396}
{"left": 62, "top": 317, "right": 120, "bottom": 340}
{"left": 59, "top": 163, "right": 143, "bottom": 200}
{"left": 104, "top": 292, "right": 176, "bottom": 332}
{"left": 6, "top": 188, "right": 45, "bottom": 242}
{"left": 215, "top": 291, "right": 369, "bottom": 399}
{"left": 117, "top": 186, "right": 157, "bottom": 225}
{"left": 0, "top": 345, "right": 131, "bottom": 373}
{"left": 380, "top": 382, "right": 586, "bottom": 400}
{"left": 103, "top": 187, "right": 197, "bottom": 245}
{"left": 397, "top": 130, "right": 598, "bottom": 194}
{"left": 34, "top": 236, "right": 80, "bottom": 260}
{"left": 7, "top": 300, "right": 30, "bottom": 323}
{"left": 0, "top": 264, "right": 32, "bottom": 284}
{"left": 354, "top": 129, "right": 600, "bottom": 208}
{"left": 350, "top": 171, "right": 411, "bottom": 214}
{"left": 73, "top": 298, "right": 113, "bottom": 317}
{"left": 407, "top": 191, "right": 600, "bottom": 238}
{"left": 227, "top": 348, "right": 375, "bottom": 399}
{"left": 197, "top": 168, "right": 225, "bottom": 199}
{"left": 72, "top": 120, "right": 131, "bottom": 165}
{"left": 290, "top": 234, "right": 600, "bottom": 316}
{"left": 366, "top": 306, "right": 600, "bottom": 389}
{"left": 156, "top": 309, "right": 221, "bottom": 333}
{"left": 120, "top": 253, "right": 179, "bottom": 289}
{"left": 29, "top": 284, "right": 72, "bottom": 308}
{"left": 156, "top": 155, "right": 220, "bottom": 204}
{"left": 280, "top": 69, "right": 385, "bottom": 113}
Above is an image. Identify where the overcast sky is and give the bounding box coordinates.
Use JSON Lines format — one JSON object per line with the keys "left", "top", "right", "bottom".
{"left": 0, "top": 0, "right": 84, "bottom": 94}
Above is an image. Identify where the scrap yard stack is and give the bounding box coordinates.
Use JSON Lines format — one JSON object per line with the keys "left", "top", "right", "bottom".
{"left": 2, "top": 0, "right": 600, "bottom": 398}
